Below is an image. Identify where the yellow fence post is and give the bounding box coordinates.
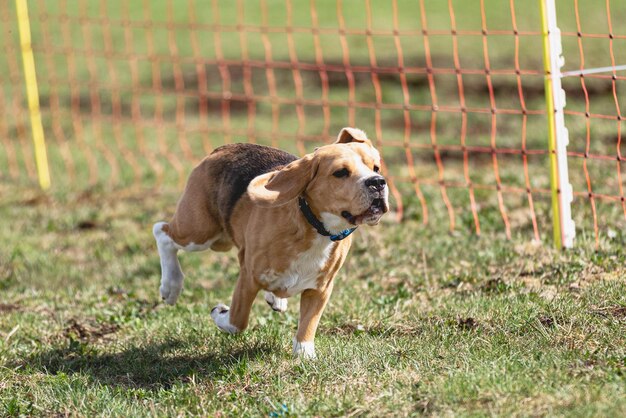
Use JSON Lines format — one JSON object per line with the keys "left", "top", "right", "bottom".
{"left": 15, "top": 0, "right": 51, "bottom": 190}
{"left": 539, "top": 0, "right": 575, "bottom": 249}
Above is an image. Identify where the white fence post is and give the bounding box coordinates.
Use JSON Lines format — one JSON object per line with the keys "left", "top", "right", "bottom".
{"left": 540, "top": 0, "right": 576, "bottom": 249}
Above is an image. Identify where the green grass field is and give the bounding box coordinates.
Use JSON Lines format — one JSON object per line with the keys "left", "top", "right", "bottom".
{"left": 1, "top": 0, "right": 626, "bottom": 416}
{"left": 0, "top": 189, "right": 624, "bottom": 416}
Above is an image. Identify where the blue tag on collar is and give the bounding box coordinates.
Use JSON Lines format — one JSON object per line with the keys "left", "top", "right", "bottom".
{"left": 330, "top": 227, "right": 357, "bottom": 241}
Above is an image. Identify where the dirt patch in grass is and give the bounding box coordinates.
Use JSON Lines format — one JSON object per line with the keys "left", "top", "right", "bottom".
{"left": 538, "top": 314, "right": 556, "bottom": 328}
{"left": 76, "top": 220, "right": 99, "bottom": 230}
{"left": 0, "top": 303, "right": 22, "bottom": 313}
{"left": 457, "top": 317, "right": 479, "bottom": 330}
{"left": 20, "top": 194, "right": 52, "bottom": 207}
{"left": 63, "top": 318, "right": 120, "bottom": 342}
{"left": 327, "top": 316, "right": 484, "bottom": 337}
{"left": 325, "top": 322, "right": 425, "bottom": 337}
{"left": 481, "top": 278, "right": 509, "bottom": 293}
{"left": 590, "top": 306, "right": 626, "bottom": 320}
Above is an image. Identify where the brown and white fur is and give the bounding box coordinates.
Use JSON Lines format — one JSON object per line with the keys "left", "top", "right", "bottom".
{"left": 153, "top": 128, "right": 389, "bottom": 358}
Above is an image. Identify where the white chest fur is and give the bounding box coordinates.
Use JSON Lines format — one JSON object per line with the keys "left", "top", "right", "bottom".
{"left": 261, "top": 235, "right": 333, "bottom": 297}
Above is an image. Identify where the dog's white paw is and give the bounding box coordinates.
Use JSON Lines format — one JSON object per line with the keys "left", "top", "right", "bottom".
{"left": 160, "top": 279, "right": 183, "bottom": 305}
{"left": 264, "top": 292, "right": 288, "bottom": 313}
{"left": 293, "top": 338, "right": 316, "bottom": 359}
{"left": 210, "top": 303, "right": 239, "bottom": 334}
{"left": 160, "top": 283, "right": 182, "bottom": 305}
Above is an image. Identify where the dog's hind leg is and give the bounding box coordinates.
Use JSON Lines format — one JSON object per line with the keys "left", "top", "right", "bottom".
{"left": 154, "top": 221, "right": 224, "bottom": 305}
{"left": 154, "top": 164, "right": 224, "bottom": 304}
{"left": 153, "top": 222, "right": 185, "bottom": 305}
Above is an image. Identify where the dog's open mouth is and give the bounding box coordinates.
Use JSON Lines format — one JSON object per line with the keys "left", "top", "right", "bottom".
{"left": 341, "top": 198, "right": 388, "bottom": 225}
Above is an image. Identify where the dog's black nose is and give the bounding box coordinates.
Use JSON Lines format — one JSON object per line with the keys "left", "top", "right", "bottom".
{"left": 365, "top": 175, "right": 386, "bottom": 191}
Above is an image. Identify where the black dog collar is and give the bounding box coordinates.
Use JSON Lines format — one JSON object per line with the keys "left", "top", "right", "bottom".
{"left": 298, "top": 197, "right": 357, "bottom": 242}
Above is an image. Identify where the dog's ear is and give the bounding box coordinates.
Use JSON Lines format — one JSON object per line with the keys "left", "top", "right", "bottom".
{"left": 248, "top": 154, "right": 317, "bottom": 207}
{"left": 335, "top": 127, "right": 370, "bottom": 144}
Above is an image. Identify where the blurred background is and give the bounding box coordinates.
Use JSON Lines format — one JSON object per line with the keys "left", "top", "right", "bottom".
{"left": 1, "top": 0, "right": 625, "bottom": 243}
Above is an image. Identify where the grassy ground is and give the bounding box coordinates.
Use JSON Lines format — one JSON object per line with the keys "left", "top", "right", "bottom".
{"left": 1, "top": 1, "right": 626, "bottom": 416}
{"left": 0, "top": 187, "right": 624, "bottom": 416}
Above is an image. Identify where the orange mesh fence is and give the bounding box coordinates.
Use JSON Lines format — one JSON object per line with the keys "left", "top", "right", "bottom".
{"left": 0, "top": 0, "right": 624, "bottom": 243}
{"left": 558, "top": 0, "right": 626, "bottom": 246}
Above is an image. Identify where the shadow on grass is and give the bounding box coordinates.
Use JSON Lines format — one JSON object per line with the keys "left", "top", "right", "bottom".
{"left": 21, "top": 338, "right": 274, "bottom": 390}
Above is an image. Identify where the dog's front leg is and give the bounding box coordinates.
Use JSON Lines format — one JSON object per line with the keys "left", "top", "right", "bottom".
{"left": 293, "top": 284, "right": 334, "bottom": 359}
{"left": 211, "top": 269, "right": 259, "bottom": 334}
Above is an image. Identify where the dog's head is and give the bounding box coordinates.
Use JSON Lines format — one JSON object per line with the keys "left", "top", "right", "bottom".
{"left": 248, "top": 127, "right": 389, "bottom": 232}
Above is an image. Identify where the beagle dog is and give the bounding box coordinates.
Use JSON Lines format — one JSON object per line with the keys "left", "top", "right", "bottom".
{"left": 153, "top": 127, "right": 389, "bottom": 358}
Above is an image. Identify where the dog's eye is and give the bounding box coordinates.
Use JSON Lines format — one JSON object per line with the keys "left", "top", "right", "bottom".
{"left": 373, "top": 165, "right": 380, "bottom": 173}
{"left": 333, "top": 168, "right": 350, "bottom": 178}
